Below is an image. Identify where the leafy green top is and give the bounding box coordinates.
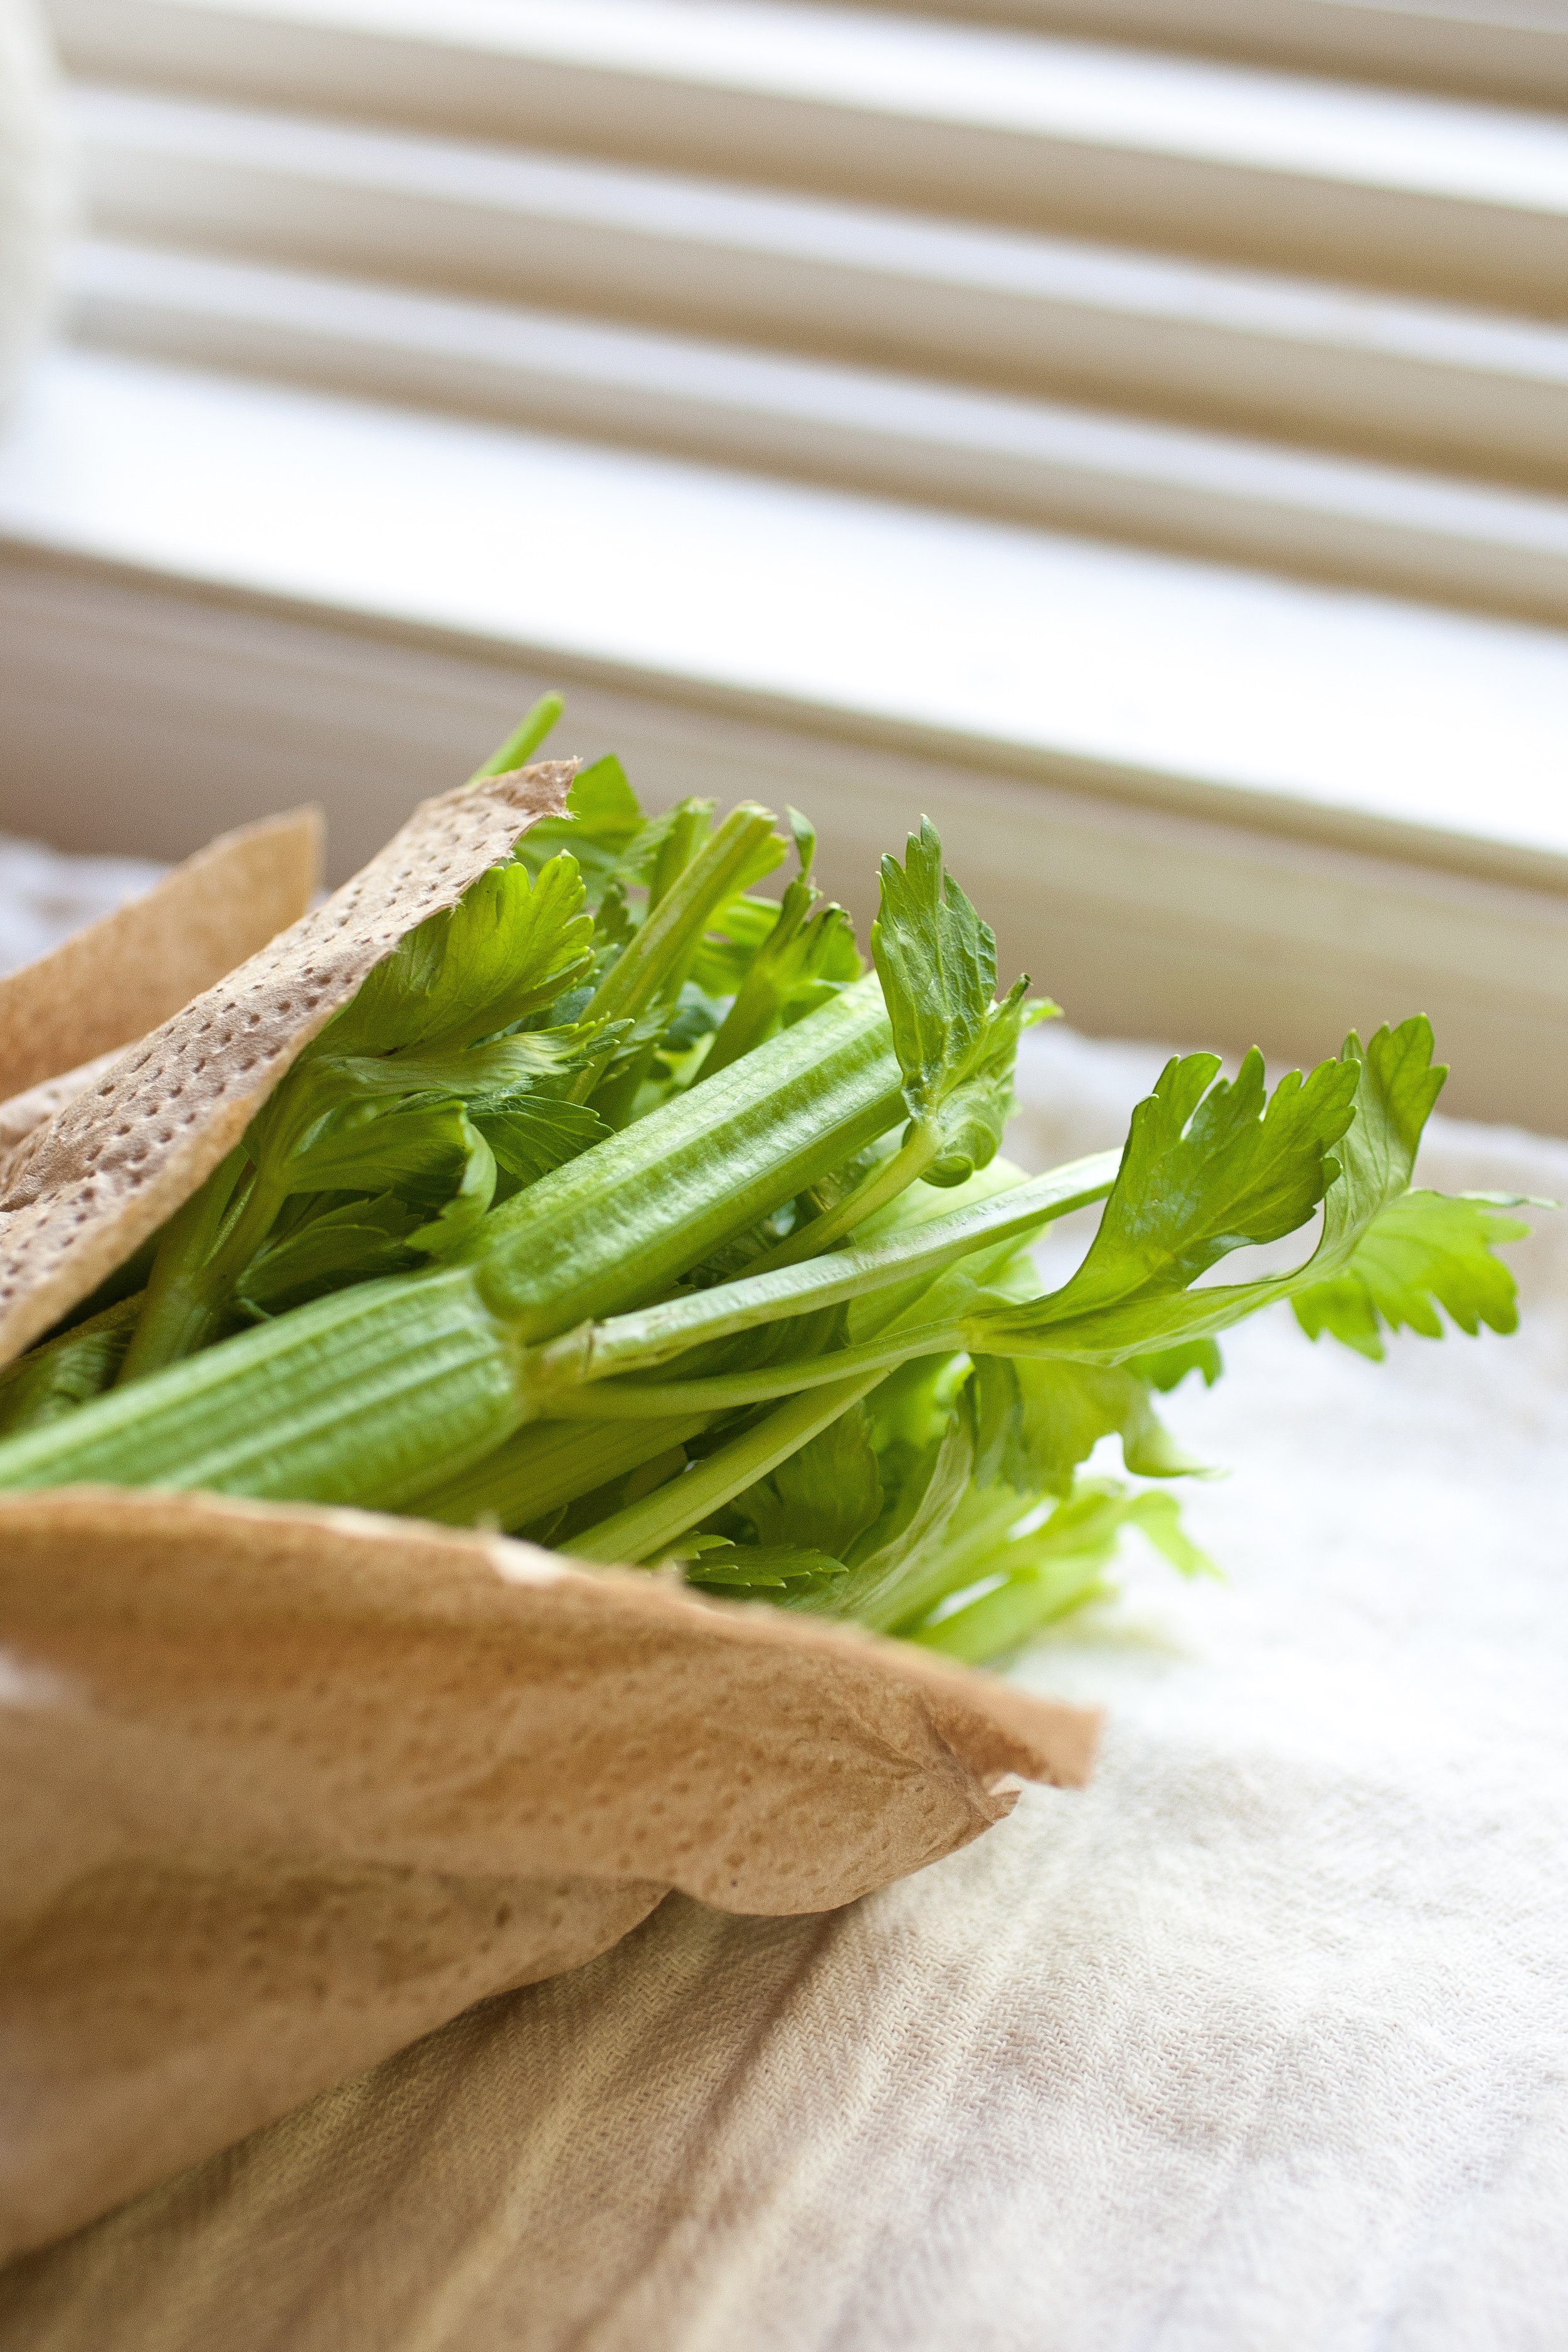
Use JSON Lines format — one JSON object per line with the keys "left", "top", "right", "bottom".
{"left": 872, "top": 818, "right": 1054, "bottom": 1189}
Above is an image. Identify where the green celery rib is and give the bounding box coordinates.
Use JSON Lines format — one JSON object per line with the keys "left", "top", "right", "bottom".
{"left": 877, "top": 1488, "right": 1034, "bottom": 1638}
{"left": 0, "top": 1266, "right": 525, "bottom": 1508}
{"left": 466, "top": 693, "right": 564, "bottom": 780}
{"left": 566, "top": 1372, "right": 885, "bottom": 1564}
{"left": 413, "top": 1409, "right": 717, "bottom": 1529}
{"left": 541, "top": 1323, "right": 958, "bottom": 1416}
{"left": 908, "top": 1555, "right": 1111, "bottom": 1666}
{"left": 472, "top": 973, "right": 903, "bottom": 1340}
{"left": 744, "top": 1121, "right": 938, "bottom": 1273}
{"left": 644, "top": 798, "right": 711, "bottom": 914}
{"left": 117, "top": 1147, "right": 252, "bottom": 1383}
{"left": 537, "top": 1149, "right": 1119, "bottom": 1390}
{"left": 568, "top": 801, "right": 781, "bottom": 1108}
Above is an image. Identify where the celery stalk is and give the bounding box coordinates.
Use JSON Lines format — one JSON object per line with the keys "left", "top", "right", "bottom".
{"left": 474, "top": 975, "right": 904, "bottom": 1340}
{"left": 0, "top": 1265, "right": 522, "bottom": 1507}
{"left": 413, "top": 1409, "right": 718, "bottom": 1529}
{"left": 116, "top": 1147, "right": 254, "bottom": 1382}
{"left": 465, "top": 692, "right": 564, "bottom": 781}
{"left": 566, "top": 1372, "right": 886, "bottom": 1564}
{"left": 530, "top": 1150, "right": 1118, "bottom": 1392}
{"left": 566, "top": 802, "right": 783, "bottom": 1109}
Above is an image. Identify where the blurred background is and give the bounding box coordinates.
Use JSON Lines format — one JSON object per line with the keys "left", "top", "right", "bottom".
{"left": 0, "top": 0, "right": 1564, "bottom": 1121}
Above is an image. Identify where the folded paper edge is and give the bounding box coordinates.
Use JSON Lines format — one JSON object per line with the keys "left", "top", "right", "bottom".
{"left": 0, "top": 765, "right": 575, "bottom": 1367}
{"left": 0, "top": 1483, "right": 1101, "bottom": 1799}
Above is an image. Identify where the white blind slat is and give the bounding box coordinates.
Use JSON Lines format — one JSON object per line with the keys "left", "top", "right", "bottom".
{"left": 802, "top": 0, "right": 1568, "bottom": 111}
{"left": 48, "top": 0, "right": 1568, "bottom": 308}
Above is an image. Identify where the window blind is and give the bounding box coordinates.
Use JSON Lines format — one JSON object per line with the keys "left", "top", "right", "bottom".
{"left": 42, "top": 0, "right": 1568, "bottom": 622}
{"left": 3, "top": 0, "right": 1565, "bottom": 1125}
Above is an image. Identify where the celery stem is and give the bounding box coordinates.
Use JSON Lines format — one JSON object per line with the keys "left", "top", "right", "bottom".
{"left": 568, "top": 803, "right": 780, "bottom": 1105}
{"left": 646, "top": 800, "right": 709, "bottom": 913}
{"left": 566, "top": 1370, "right": 885, "bottom": 1564}
{"left": 410, "top": 1408, "right": 718, "bottom": 1530}
{"left": 466, "top": 693, "right": 563, "bottom": 782}
{"left": 538, "top": 1151, "right": 1119, "bottom": 1391}
{"left": 696, "top": 879, "right": 813, "bottom": 1084}
{"left": 748, "top": 1123, "right": 939, "bottom": 1274}
{"left": 546, "top": 1323, "right": 960, "bottom": 1417}
{"left": 117, "top": 1148, "right": 262, "bottom": 1385}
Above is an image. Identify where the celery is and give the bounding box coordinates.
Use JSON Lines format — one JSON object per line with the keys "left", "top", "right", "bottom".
{"left": 0, "top": 729, "right": 1534, "bottom": 1670}
{"left": 413, "top": 1409, "right": 720, "bottom": 1532}
{"left": 464, "top": 690, "right": 564, "bottom": 781}
{"left": 0, "top": 986, "right": 908, "bottom": 1505}
{"left": 566, "top": 1373, "right": 889, "bottom": 1565}
{"left": 0, "top": 1293, "right": 144, "bottom": 1436}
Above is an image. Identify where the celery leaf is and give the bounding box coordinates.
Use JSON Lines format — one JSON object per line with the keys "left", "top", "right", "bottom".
{"left": 681, "top": 1541, "right": 848, "bottom": 1593}
{"left": 512, "top": 755, "right": 644, "bottom": 907}
{"left": 724, "top": 1402, "right": 884, "bottom": 1562}
{"left": 971, "top": 1354, "right": 1207, "bottom": 1498}
{"left": 967, "top": 1039, "right": 1361, "bottom": 1359}
{"left": 1291, "top": 1189, "right": 1530, "bottom": 1359}
{"left": 322, "top": 856, "right": 595, "bottom": 1055}
{"left": 287, "top": 1099, "right": 497, "bottom": 1247}
{"left": 872, "top": 821, "right": 1054, "bottom": 1187}
{"left": 966, "top": 1018, "right": 1528, "bottom": 1368}
{"left": 474, "top": 1096, "right": 612, "bottom": 1185}
{"left": 701, "top": 877, "right": 861, "bottom": 1078}
{"left": 235, "top": 1195, "right": 420, "bottom": 1316}
{"left": 1130, "top": 1338, "right": 1224, "bottom": 1391}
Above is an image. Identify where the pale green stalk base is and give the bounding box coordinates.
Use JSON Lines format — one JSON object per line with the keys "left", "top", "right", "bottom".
{"left": 411, "top": 1409, "right": 718, "bottom": 1530}
{"left": 872, "top": 1485, "right": 1029, "bottom": 1636}
{"left": 747, "top": 1125, "right": 939, "bottom": 1274}
{"left": 543, "top": 1325, "right": 958, "bottom": 1416}
{"left": 910, "top": 1555, "right": 1110, "bottom": 1665}
{"left": 568, "top": 1372, "right": 886, "bottom": 1564}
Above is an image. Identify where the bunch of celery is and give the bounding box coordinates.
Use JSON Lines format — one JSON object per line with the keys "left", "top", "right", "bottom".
{"left": 0, "top": 702, "right": 1527, "bottom": 1667}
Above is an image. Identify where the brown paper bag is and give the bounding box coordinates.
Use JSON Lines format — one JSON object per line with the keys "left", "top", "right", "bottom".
{"left": 0, "top": 768, "right": 1098, "bottom": 2259}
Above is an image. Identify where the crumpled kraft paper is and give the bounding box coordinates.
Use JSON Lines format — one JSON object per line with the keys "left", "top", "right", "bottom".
{"left": 0, "top": 1488, "right": 1097, "bottom": 2258}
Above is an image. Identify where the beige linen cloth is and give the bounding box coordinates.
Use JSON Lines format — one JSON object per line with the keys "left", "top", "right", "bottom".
{"left": 0, "top": 850, "right": 1565, "bottom": 2348}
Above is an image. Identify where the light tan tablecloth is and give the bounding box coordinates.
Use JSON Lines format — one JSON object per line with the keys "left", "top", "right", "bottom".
{"left": 1, "top": 940, "right": 1565, "bottom": 2348}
